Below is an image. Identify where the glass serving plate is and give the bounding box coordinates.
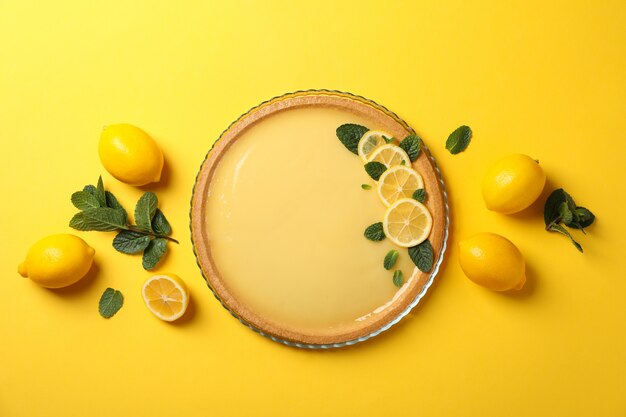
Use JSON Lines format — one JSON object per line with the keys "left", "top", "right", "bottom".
{"left": 190, "top": 90, "right": 449, "bottom": 349}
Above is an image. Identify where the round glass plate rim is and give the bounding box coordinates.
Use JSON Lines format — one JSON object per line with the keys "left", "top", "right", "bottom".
{"left": 189, "top": 89, "right": 450, "bottom": 349}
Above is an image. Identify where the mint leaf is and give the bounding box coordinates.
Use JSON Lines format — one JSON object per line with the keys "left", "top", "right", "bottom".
{"left": 142, "top": 238, "right": 167, "bottom": 270}
{"left": 399, "top": 134, "right": 421, "bottom": 162}
{"left": 445, "top": 125, "right": 472, "bottom": 154}
{"left": 361, "top": 184, "right": 372, "bottom": 190}
{"left": 152, "top": 209, "right": 171, "bottom": 235}
{"left": 544, "top": 189, "right": 566, "bottom": 226}
{"left": 384, "top": 250, "right": 399, "bottom": 270}
{"left": 558, "top": 202, "right": 574, "bottom": 225}
{"left": 573, "top": 207, "right": 595, "bottom": 229}
{"left": 412, "top": 188, "right": 426, "bottom": 203}
{"left": 364, "top": 161, "right": 387, "bottom": 181}
{"left": 548, "top": 224, "right": 583, "bottom": 252}
{"left": 70, "top": 207, "right": 128, "bottom": 231}
{"left": 393, "top": 270, "right": 404, "bottom": 287}
{"left": 364, "top": 222, "right": 385, "bottom": 241}
{"left": 135, "top": 192, "right": 158, "bottom": 232}
{"left": 83, "top": 185, "right": 98, "bottom": 198}
{"left": 105, "top": 191, "right": 128, "bottom": 223}
{"left": 99, "top": 288, "right": 124, "bottom": 318}
{"left": 336, "top": 124, "right": 368, "bottom": 154}
{"left": 71, "top": 191, "right": 100, "bottom": 211}
{"left": 382, "top": 135, "right": 395, "bottom": 144}
{"left": 408, "top": 239, "right": 434, "bottom": 272}
{"left": 95, "top": 176, "right": 106, "bottom": 207}
{"left": 112, "top": 230, "right": 151, "bottom": 254}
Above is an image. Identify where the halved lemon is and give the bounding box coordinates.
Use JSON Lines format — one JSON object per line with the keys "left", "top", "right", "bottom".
{"left": 358, "top": 130, "right": 394, "bottom": 162}
{"left": 383, "top": 198, "right": 433, "bottom": 247}
{"left": 377, "top": 165, "right": 424, "bottom": 207}
{"left": 367, "top": 144, "right": 410, "bottom": 169}
{"left": 142, "top": 273, "right": 189, "bottom": 322}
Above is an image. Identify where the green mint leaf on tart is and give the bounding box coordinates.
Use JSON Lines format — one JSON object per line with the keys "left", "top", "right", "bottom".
{"left": 399, "top": 134, "right": 421, "bottom": 162}
{"left": 547, "top": 224, "right": 583, "bottom": 252}
{"left": 135, "top": 192, "right": 158, "bottom": 232}
{"left": 152, "top": 209, "right": 172, "bottom": 235}
{"left": 361, "top": 184, "right": 372, "bottom": 190}
{"left": 364, "top": 222, "right": 386, "bottom": 241}
{"left": 445, "top": 125, "right": 472, "bottom": 155}
{"left": 113, "top": 230, "right": 152, "bottom": 254}
{"left": 105, "top": 191, "right": 128, "bottom": 223}
{"left": 142, "top": 238, "right": 167, "bottom": 270}
{"left": 99, "top": 288, "right": 124, "bottom": 319}
{"left": 69, "top": 177, "right": 178, "bottom": 270}
{"left": 70, "top": 207, "right": 128, "bottom": 231}
{"left": 393, "top": 270, "right": 404, "bottom": 287}
{"left": 71, "top": 190, "right": 101, "bottom": 211}
{"left": 412, "top": 188, "right": 427, "bottom": 203}
{"left": 384, "top": 250, "right": 399, "bottom": 270}
{"left": 336, "top": 123, "right": 368, "bottom": 154}
{"left": 408, "top": 239, "right": 434, "bottom": 272}
{"left": 364, "top": 161, "right": 387, "bottom": 181}
{"left": 382, "top": 135, "right": 395, "bottom": 144}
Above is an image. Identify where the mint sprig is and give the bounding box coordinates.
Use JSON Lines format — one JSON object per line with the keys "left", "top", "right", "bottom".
{"left": 99, "top": 288, "right": 123, "bottom": 318}
{"left": 544, "top": 188, "right": 595, "bottom": 252}
{"left": 69, "top": 176, "right": 178, "bottom": 270}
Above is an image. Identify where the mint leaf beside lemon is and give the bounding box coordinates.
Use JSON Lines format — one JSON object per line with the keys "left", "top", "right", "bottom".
{"left": 99, "top": 288, "right": 124, "bottom": 318}
{"left": 544, "top": 188, "right": 595, "bottom": 252}
{"left": 364, "top": 222, "right": 386, "bottom": 241}
{"left": 336, "top": 123, "right": 369, "bottom": 154}
{"left": 399, "top": 134, "right": 421, "bottom": 162}
{"left": 408, "top": 239, "right": 434, "bottom": 272}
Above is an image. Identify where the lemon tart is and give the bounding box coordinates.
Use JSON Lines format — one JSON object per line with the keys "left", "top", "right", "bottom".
{"left": 191, "top": 90, "right": 448, "bottom": 347}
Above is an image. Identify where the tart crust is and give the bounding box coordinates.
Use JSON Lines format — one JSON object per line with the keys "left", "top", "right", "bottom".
{"left": 191, "top": 91, "right": 447, "bottom": 346}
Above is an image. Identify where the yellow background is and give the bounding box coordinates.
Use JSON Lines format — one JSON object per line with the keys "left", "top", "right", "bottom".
{"left": 1, "top": 1, "right": 625, "bottom": 416}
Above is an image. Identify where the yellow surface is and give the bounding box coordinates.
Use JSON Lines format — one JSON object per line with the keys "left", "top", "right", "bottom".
{"left": 206, "top": 106, "right": 416, "bottom": 332}
{"left": 1, "top": 1, "right": 625, "bottom": 416}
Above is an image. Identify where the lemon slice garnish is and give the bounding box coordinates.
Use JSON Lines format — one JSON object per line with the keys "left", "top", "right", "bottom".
{"left": 383, "top": 198, "right": 433, "bottom": 247}
{"left": 377, "top": 165, "right": 424, "bottom": 207}
{"left": 358, "top": 130, "right": 393, "bottom": 162}
{"left": 367, "top": 144, "right": 410, "bottom": 169}
{"left": 142, "top": 274, "right": 189, "bottom": 322}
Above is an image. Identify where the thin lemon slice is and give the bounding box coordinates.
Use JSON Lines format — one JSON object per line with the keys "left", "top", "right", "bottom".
{"left": 367, "top": 144, "right": 410, "bottom": 169}
{"left": 383, "top": 198, "right": 433, "bottom": 247}
{"left": 142, "top": 273, "right": 189, "bottom": 322}
{"left": 377, "top": 166, "right": 424, "bottom": 207}
{"left": 358, "top": 130, "right": 394, "bottom": 162}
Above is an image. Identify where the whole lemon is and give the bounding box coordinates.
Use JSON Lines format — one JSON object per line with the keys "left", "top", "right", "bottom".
{"left": 18, "top": 234, "right": 95, "bottom": 288}
{"left": 458, "top": 233, "right": 526, "bottom": 291}
{"left": 98, "top": 123, "right": 164, "bottom": 186}
{"left": 482, "top": 154, "right": 546, "bottom": 214}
